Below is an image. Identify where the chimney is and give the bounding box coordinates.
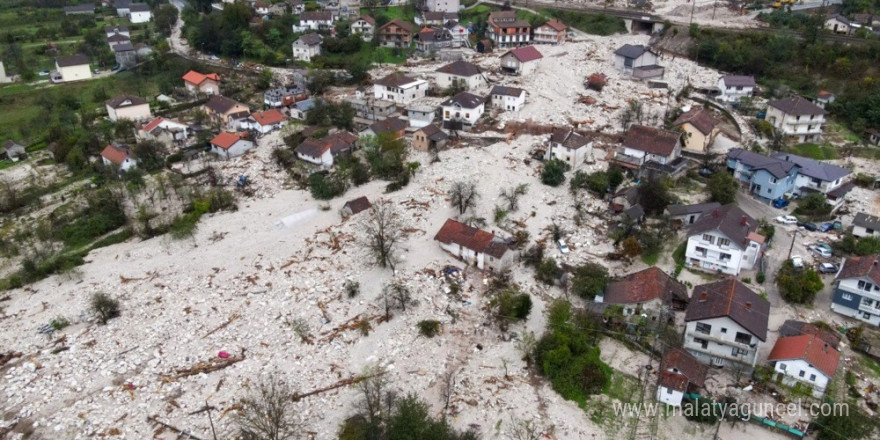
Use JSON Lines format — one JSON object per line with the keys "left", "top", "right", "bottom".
{"left": 712, "top": 209, "right": 720, "bottom": 218}
{"left": 745, "top": 302, "right": 752, "bottom": 311}
{"left": 823, "top": 344, "right": 829, "bottom": 353}
{"left": 740, "top": 216, "right": 748, "bottom": 226}
{"left": 699, "top": 292, "right": 708, "bottom": 302}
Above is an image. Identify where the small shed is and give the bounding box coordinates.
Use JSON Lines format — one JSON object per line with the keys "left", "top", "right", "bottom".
{"left": 341, "top": 196, "right": 372, "bottom": 217}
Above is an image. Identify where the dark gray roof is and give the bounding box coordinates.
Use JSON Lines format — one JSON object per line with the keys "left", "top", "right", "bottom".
{"left": 854, "top": 212, "right": 880, "bottom": 231}
{"left": 297, "top": 33, "right": 323, "bottom": 46}
{"left": 64, "top": 3, "right": 95, "bottom": 13}
{"left": 721, "top": 75, "right": 755, "bottom": 88}
{"left": 442, "top": 92, "right": 484, "bottom": 109}
{"left": 614, "top": 44, "right": 651, "bottom": 59}
{"left": 56, "top": 54, "right": 90, "bottom": 67}
{"left": 665, "top": 202, "right": 721, "bottom": 217}
{"left": 300, "top": 11, "right": 333, "bottom": 21}
{"left": 549, "top": 127, "right": 590, "bottom": 150}
{"left": 436, "top": 60, "right": 480, "bottom": 77}
{"left": 686, "top": 279, "right": 770, "bottom": 341}
{"left": 419, "top": 124, "right": 448, "bottom": 141}
{"left": 768, "top": 96, "right": 827, "bottom": 116}
{"left": 113, "top": 43, "right": 135, "bottom": 52}
{"left": 116, "top": 0, "right": 132, "bottom": 8}
{"left": 689, "top": 203, "right": 758, "bottom": 251}
{"left": 107, "top": 94, "right": 147, "bottom": 109}
{"left": 107, "top": 33, "right": 131, "bottom": 43}
{"left": 770, "top": 152, "right": 850, "bottom": 182}
{"left": 129, "top": 3, "right": 150, "bottom": 12}
{"left": 624, "top": 204, "right": 644, "bottom": 220}
{"left": 727, "top": 148, "right": 797, "bottom": 179}
{"left": 374, "top": 72, "right": 420, "bottom": 88}
{"left": 490, "top": 85, "right": 525, "bottom": 97}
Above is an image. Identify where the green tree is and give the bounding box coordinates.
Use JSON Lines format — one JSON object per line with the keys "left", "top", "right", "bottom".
{"left": 570, "top": 262, "right": 608, "bottom": 299}
{"left": 536, "top": 258, "right": 561, "bottom": 285}
{"left": 637, "top": 178, "right": 674, "bottom": 216}
{"left": 707, "top": 171, "right": 739, "bottom": 204}
{"left": 131, "top": 140, "right": 168, "bottom": 172}
{"left": 154, "top": 4, "right": 179, "bottom": 36}
{"left": 541, "top": 159, "right": 569, "bottom": 187}
{"left": 815, "top": 400, "right": 876, "bottom": 440}
{"left": 777, "top": 261, "right": 823, "bottom": 304}
{"left": 793, "top": 192, "right": 831, "bottom": 219}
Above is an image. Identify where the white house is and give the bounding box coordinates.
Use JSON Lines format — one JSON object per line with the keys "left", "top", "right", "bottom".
{"left": 100, "top": 144, "right": 137, "bottom": 172}
{"left": 351, "top": 15, "right": 376, "bottom": 41}
{"left": 115, "top": 0, "right": 131, "bottom": 16}
{"left": 293, "top": 11, "right": 334, "bottom": 32}
{"left": 445, "top": 20, "right": 469, "bottom": 48}
{"left": 769, "top": 152, "right": 851, "bottom": 201}
{"left": 684, "top": 204, "right": 763, "bottom": 276}
{"left": 129, "top": 3, "right": 152, "bottom": 23}
{"left": 598, "top": 266, "right": 690, "bottom": 313}
{"left": 487, "top": 11, "right": 530, "bottom": 47}
{"left": 768, "top": 335, "right": 841, "bottom": 397}
{"left": 489, "top": 85, "right": 526, "bottom": 112}
{"left": 440, "top": 92, "right": 484, "bottom": 130}
{"left": 373, "top": 73, "right": 429, "bottom": 105}
{"left": 406, "top": 98, "right": 440, "bottom": 128}
{"left": 292, "top": 33, "right": 323, "bottom": 62}
{"left": 613, "top": 44, "right": 660, "bottom": 76}
{"left": 426, "top": 0, "right": 460, "bottom": 13}
{"left": 250, "top": 109, "right": 287, "bottom": 134}
{"left": 55, "top": 54, "right": 92, "bottom": 82}
{"left": 684, "top": 279, "right": 770, "bottom": 370}
{"left": 656, "top": 349, "right": 709, "bottom": 407}
{"left": 664, "top": 202, "right": 721, "bottom": 227}
{"left": 825, "top": 15, "right": 855, "bottom": 35}
{"left": 853, "top": 213, "right": 880, "bottom": 238}
{"left": 766, "top": 96, "right": 827, "bottom": 143}
{"left": 210, "top": 132, "right": 254, "bottom": 159}
{"left": 717, "top": 75, "right": 756, "bottom": 104}
{"left": 294, "top": 131, "right": 358, "bottom": 167}
{"left": 831, "top": 254, "right": 880, "bottom": 327}
{"left": 434, "top": 60, "right": 485, "bottom": 91}
{"left": 499, "top": 46, "right": 543, "bottom": 76}
{"left": 105, "top": 94, "right": 151, "bottom": 122}
{"left": 182, "top": 70, "right": 221, "bottom": 95}
{"left": 434, "top": 218, "right": 512, "bottom": 272}
{"left": 613, "top": 125, "right": 684, "bottom": 177}
{"left": 544, "top": 127, "right": 592, "bottom": 169}
{"left": 137, "top": 117, "right": 189, "bottom": 147}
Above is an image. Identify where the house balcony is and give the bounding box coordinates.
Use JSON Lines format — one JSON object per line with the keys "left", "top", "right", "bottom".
{"left": 611, "top": 152, "right": 642, "bottom": 170}
{"left": 783, "top": 125, "right": 824, "bottom": 135}
{"left": 859, "top": 300, "right": 880, "bottom": 315}
{"left": 689, "top": 332, "right": 755, "bottom": 351}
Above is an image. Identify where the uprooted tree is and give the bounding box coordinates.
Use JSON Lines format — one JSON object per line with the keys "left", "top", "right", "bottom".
{"left": 448, "top": 181, "right": 479, "bottom": 215}
{"left": 499, "top": 183, "right": 529, "bottom": 211}
{"left": 362, "top": 199, "right": 403, "bottom": 271}
{"left": 235, "top": 375, "right": 300, "bottom": 440}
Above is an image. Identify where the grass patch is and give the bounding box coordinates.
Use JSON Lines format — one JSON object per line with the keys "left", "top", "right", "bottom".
{"left": 360, "top": 6, "right": 416, "bottom": 22}
{"left": 640, "top": 249, "right": 661, "bottom": 265}
{"left": 542, "top": 9, "right": 626, "bottom": 35}
{"left": 783, "top": 143, "right": 838, "bottom": 160}
{"left": 605, "top": 371, "right": 639, "bottom": 403}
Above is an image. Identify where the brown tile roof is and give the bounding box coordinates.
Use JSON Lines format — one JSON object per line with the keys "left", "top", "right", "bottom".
{"left": 56, "top": 54, "right": 90, "bottom": 67}
{"left": 658, "top": 371, "right": 689, "bottom": 392}
{"left": 603, "top": 267, "right": 689, "bottom": 306}
{"left": 417, "top": 124, "right": 448, "bottom": 141}
{"left": 442, "top": 92, "right": 484, "bottom": 109}
{"left": 106, "top": 94, "right": 147, "bottom": 109}
{"left": 369, "top": 117, "right": 408, "bottom": 135}
{"left": 768, "top": 96, "right": 827, "bottom": 116}
{"left": 434, "top": 218, "right": 507, "bottom": 258}
{"left": 686, "top": 279, "right": 770, "bottom": 341}
{"left": 374, "top": 72, "right": 420, "bottom": 88}
{"left": 490, "top": 85, "right": 525, "bottom": 97}
{"left": 503, "top": 46, "right": 543, "bottom": 62}
{"left": 211, "top": 132, "right": 248, "bottom": 150}
{"left": 343, "top": 196, "right": 371, "bottom": 215}
{"left": 379, "top": 18, "right": 416, "bottom": 34}
{"left": 623, "top": 125, "right": 681, "bottom": 156}
{"left": 661, "top": 348, "right": 708, "bottom": 388}
{"left": 100, "top": 144, "right": 129, "bottom": 165}
{"left": 297, "top": 33, "right": 323, "bottom": 46}
{"left": 295, "top": 137, "right": 330, "bottom": 157}
{"left": 300, "top": 11, "right": 332, "bottom": 21}
{"left": 357, "top": 14, "right": 375, "bottom": 25}
{"left": 837, "top": 254, "right": 880, "bottom": 284}
{"left": 779, "top": 320, "right": 841, "bottom": 349}
{"left": 325, "top": 131, "right": 358, "bottom": 154}
{"left": 673, "top": 107, "right": 718, "bottom": 135}
{"left": 688, "top": 203, "right": 758, "bottom": 250}
{"left": 542, "top": 19, "right": 567, "bottom": 31}
{"left": 252, "top": 109, "right": 286, "bottom": 126}
{"left": 721, "top": 75, "right": 755, "bottom": 88}
{"left": 488, "top": 11, "right": 531, "bottom": 28}
{"left": 436, "top": 60, "right": 481, "bottom": 77}
{"left": 768, "top": 335, "right": 841, "bottom": 378}
{"left": 205, "top": 95, "right": 247, "bottom": 114}
{"left": 549, "top": 128, "right": 591, "bottom": 150}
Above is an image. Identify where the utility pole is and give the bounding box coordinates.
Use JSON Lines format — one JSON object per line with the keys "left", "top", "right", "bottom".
{"left": 787, "top": 228, "right": 798, "bottom": 259}
{"left": 690, "top": 0, "right": 696, "bottom": 25}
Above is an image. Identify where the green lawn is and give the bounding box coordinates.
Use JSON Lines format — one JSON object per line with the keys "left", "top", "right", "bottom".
{"left": 359, "top": 6, "right": 417, "bottom": 23}
{"left": 783, "top": 143, "right": 838, "bottom": 160}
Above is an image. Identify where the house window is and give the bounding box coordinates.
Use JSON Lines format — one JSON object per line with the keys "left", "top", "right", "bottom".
{"left": 721, "top": 328, "right": 727, "bottom": 333}
{"left": 666, "top": 387, "right": 673, "bottom": 394}
{"left": 695, "top": 246, "right": 708, "bottom": 257}
{"left": 693, "top": 337, "right": 709, "bottom": 349}
{"left": 779, "top": 363, "right": 787, "bottom": 371}
{"left": 809, "top": 374, "right": 816, "bottom": 382}
{"left": 702, "top": 234, "right": 715, "bottom": 244}
{"left": 732, "top": 347, "right": 749, "bottom": 357}
{"left": 858, "top": 280, "right": 874, "bottom": 291}
{"left": 718, "top": 238, "right": 731, "bottom": 247}
{"left": 735, "top": 332, "right": 751, "bottom": 345}
{"left": 769, "top": 177, "right": 777, "bottom": 184}
{"left": 841, "top": 293, "right": 853, "bottom": 301}
{"left": 720, "top": 253, "right": 732, "bottom": 262}
{"left": 798, "top": 370, "right": 805, "bottom": 378}
{"left": 696, "top": 322, "right": 711, "bottom": 334}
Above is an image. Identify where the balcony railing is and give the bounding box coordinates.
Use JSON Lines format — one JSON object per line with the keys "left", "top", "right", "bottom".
{"left": 859, "top": 301, "right": 880, "bottom": 315}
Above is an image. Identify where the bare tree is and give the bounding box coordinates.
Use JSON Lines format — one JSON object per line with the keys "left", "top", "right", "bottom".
{"left": 510, "top": 417, "right": 544, "bottom": 440}
{"left": 619, "top": 99, "right": 644, "bottom": 130}
{"left": 356, "top": 366, "right": 395, "bottom": 433}
{"left": 362, "top": 199, "right": 403, "bottom": 271}
{"left": 499, "top": 183, "right": 529, "bottom": 211}
{"left": 448, "top": 181, "right": 478, "bottom": 216}
{"left": 235, "top": 376, "right": 299, "bottom": 440}
{"left": 440, "top": 367, "right": 458, "bottom": 411}
{"left": 385, "top": 280, "right": 413, "bottom": 312}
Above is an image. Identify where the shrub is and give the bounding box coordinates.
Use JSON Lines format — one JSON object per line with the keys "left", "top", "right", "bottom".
{"left": 493, "top": 288, "right": 533, "bottom": 323}
{"left": 570, "top": 262, "right": 608, "bottom": 299}
{"left": 707, "top": 171, "right": 738, "bottom": 205}
{"left": 757, "top": 272, "right": 766, "bottom": 284}
{"left": 90, "top": 292, "right": 120, "bottom": 324}
{"left": 793, "top": 192, "right": 832, "bottom": 219}
{"left": 776, "top": 261, "right": 823, "bottom": 304}
{"left": 309, "top": 172, "right": 346, "bottom": 200}
{"left": 742, "top": 277, "right": 752, "bottom": 284}
{"left": 541, "top": 159, "right": 569, "bottom": 187}
{"left": 418, "top": 320, "right": 441, "bottom": 338}
{"left": 536, "top": 258, "right": 561, "bottom": 285}
{"left": 683, "top": 397, "right": 720, "bottom": 424}
{"left": 344, "top": 280, "right": 360, "bottom": 298}
{"left": 50, "top": 316, "right": 70, "bottom": 331}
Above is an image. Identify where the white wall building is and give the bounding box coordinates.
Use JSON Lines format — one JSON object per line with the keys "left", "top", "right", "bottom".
{"left": 426, "top": 0, "right": 460, "bottom": 13}
{"left": 434, "top": 218, "right": 512, "bottom": 272}
{"left": 292, "top": 33, "right": 323, "bottom": 62}
{"left": 210, "top": 132, "right": 254, "bottom": 159}
{"left": 129, "top": 4, "right": 152, "bottom": 23}
{"left": 105, "top": 94, "right": 151, "bottom": 122}
{"left": 684, "top": 204, "right": 763, "bottom": 276}
{"left": 489, "top": 85, "right": 526, "bottom": 112}
{"left": 768, "top": 335, "right": 840, "bottom": 398}
{"left": 440, "top": 92, "right": 484, "bottom": 130}
{"left": 55, "top": 55, "right": 92, "bottom": 82}
{"left": 853, "top": 213, "right": 880, "bottom": 238}
{"left": 831, "top": 255, "right": 880, "bottom": 327}
{"left": 766, "top": 96, "right": 827, "bottom": 143}
{"left": 717, "top": 75, "right": 756, "bottom": 104}
{"left": 434, "top": 60, "right": 485, "bottom": 91}
{"left": 373, "top": 73, "right": 428, "bottom": 105}
{"left": 544, "top": 127, "right": 592, "bottom": 169}
{"left": 350, "top": 15, "right": 376, "bottom": 41}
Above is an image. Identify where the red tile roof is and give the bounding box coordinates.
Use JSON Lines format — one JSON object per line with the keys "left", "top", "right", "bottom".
{"left": 658, "top": 371, "right": 689, "bottom": 392}
{"left": 542, "top": 19, "right": 567, "bottom": 31}
{"left": 504, "top": 46, "right": 543, "bottom": 62}
{"left": 603, "top": 267, "right": 689, "bottom": 306}
{"left": 182, "top": 70, "right": 220, "bottom": 86}
{"left": 252, "top": 109, "right": 286, "bottom": 126}
{"left": 142, "top": 117, "right": 164, "bottom": 132}
{"left": 434, "top": 218, "right": 496, "bottom": 254}
{"left": 100, "top": 144, "right": 129, "bottom": 165}
{"left": 673, "top": 107, "right": 718, "bottom": 135}
{"left": 210, "top": 132, "right": 247, "bottom": 150}
{"left": 661, "top": 348, "right": 708, "bottom": 388}
{"left": 837, "top": 254, "right": 880, "bottom": 285}
{"left": 768, "top": 334, "right": 841, "bottom": 378}
{"left": 623, "top": 124, "right": 681, "bottom": 156}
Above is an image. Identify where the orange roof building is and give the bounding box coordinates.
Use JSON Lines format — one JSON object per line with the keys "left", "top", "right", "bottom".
{"left": 768, "top": 334, "right": 841, "bottom": 396}
{"left": 209, "top": 132, "right": 253, "bottom": 158}
{"left": 434, "top": 219, "right": 511, "bottom": 271}
{"left": 182, "top": 70, "right": 221, "bottom": 94}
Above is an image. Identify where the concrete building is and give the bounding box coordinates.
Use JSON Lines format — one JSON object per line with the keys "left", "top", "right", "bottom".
{"left": 766, "top": 96, "right": 827, "bottom": 143}
{"left": 350, "top": 15, "right": 376, "bottom": 41}
{"left": 613, "top": 44, "right": 663, "bottom": 79}
{"left": 425, "top": 0, "right": 460, "bottom": 13}
{"left": 412, "top": 124, "right": 448, "bottom": 152}
{"left": 292, "top": 33, "right": 323, "bottom": 62}
{"left": 434, "top": 60, "right": 485, "bottom": 91}
{"left": 544, "top": 127, "right": 592, "bottom": 169}
{"left": 100, "top": 144, "right": 136, "bottom": 172}
{"left": 182, "top": 70, "right": 220, "bottom": 95}
{"left": 664, "top": 202, "right": 721, "bottom": 227}
{"left": 768, "top": 334, "right": 841, "bottom": 397}
{"left": 489, "top": 85, "right": 526, "bottom": 112}
{"left": 684, "top": 204, "right": 763, "bottom": 276}
{"left": 210, "top": 132, "right": 254, "bottom": 159}
{"left": 377, "top": 19, "right": 417, "bottom": 48}
{"left": 293, "top": 11, "right": 334, "bottom": 32}
{"left": 853, "top": 212, "right": 880, "bottom": 238}
{"left": 597, "top": 266, "right": 690, "bottom": 314}
{"left": 533, "top": 19, "right": 567, "bottom": 44}
{"left": 105, "top": 94, "right": 151, "bottom": 122}
{"left": 440, "top": 92, "right": 484, "bottom": 130}
{"left": 831, "top": 254, "right": 880, "bottom": 326}
{"left": 373, "top": 73, "right": 428, "bottom": 105}
{"left": 434, "top": 218, "right": 512, "bottom": 271}
{"left": 499, "top": 46, "right": 542, "bottom": 76}
{"left": 55, "top": 54, "right": 92, "bottom": 82}
{"left": 717, "top": 75, "right": 755, "bottom": 104}
{"left": 487, "top": 11, "right": 530, "bottom": 47}
{"left": 673, "top": 107, "right": 719, "bottom": 155}
{"left": 613, "top": 125, "right": 686, "bottom": 178}
{"left": 656, "top": 349, "right": 709, "bottom": 407}
{"left": 129, "top": 3, "right": 152, "bottom": 23}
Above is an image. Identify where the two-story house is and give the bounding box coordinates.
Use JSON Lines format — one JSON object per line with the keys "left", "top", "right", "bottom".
{"left": 426, "top": 0, "right": 460, "bottom": 13}
{"left": 137, "top": 117, "right": 189, "bottom": 148}
{"left": 684, "top": 278, "right": 770, "bottom": 369}
{"left": 182, "top": 70, "right": 220, "bottom": 95}
{"left": 613, "top": 44, "right": 663, "bottom": 79}
{"left": 487, "top": 11, "right": 530, "bottom": 47}
{"left": 416, "top": 27, "right": 454, "bottom": 53}
{"left": 412, "top": 124, "right": 448, "bottom": 152}
{"left": 294, "top": 131, "right": 358, "bottom": 167}
{"left": 363, "top": 117, "right": 408, "bottom": 139}
{"left": 769, "top": 152, "right": 852, "bottom": 202}
{"left": 210, "top": 132, "right": 254, "bottom": 159}
{"left": 129, "top": 3, "right": 151, "bottom": 23}
{"left": 853, "top": 212, "right": 880, "bottom": 238}
{"left": 544, "top": 127, "right": 592, "bottom": 169}
{"left": 351, "top": 15, "right": 376, "bottom": 41}
{"left": 203, "top": 95, "right": 250, "bottom": 129}
{"left": 766, "top": 96, "right": 827, "bottom": 142}
{"left": 716, "top": 75, "right": 756, "bottom": 104}
{"left": 440, "top": 92, "right": 485, "bottom": 131}
{"left": 406, "top": 97, "right": 441, "bottom": 128}
{"left": 434, "top": 218, "right": 512, "bottom": 272}
{"left": 105, "top": 94, "right": 151, "bottom": 122}
{"left": 673, "top": 107, "right": 719, "bottom": 155}
{"left": 434, "top": 60, "right": 485, "bottom": 91}
{"left": 684, "top": 204, "right": 763, "bottom": 275}
{"left": 726, "top": 148, "right": 799, "bottom": 202}
{"left": 373, "top": 73, "right": 428, "bottom": 105}
{"left": 378, "top": 19, "right": 417, "bottom": 48}
{"left": 422, "top": 11, "right": 458, "bottom": 26}
{"left": 499, "top": 46, "right": 543, "bottom": 76}
{"left": 656, "top": 349, "right": 709, "bottom": 407}
{"left": 489, "top": 85, "right": 526, "bottom": 112}
{"left": 533, "top": 19, "right": 567, "bottom": 44}
{"left": 445, "top": 20, "right": 469, "bottom": 48}
{"left": 664, "top": 202, "right": 721, "bottom": 227}
{"left": 614, "top": 125, "right": 685, "bottom": 178}
{"left": 293, "top": 11, "right": 334, "bottom": 32}
{"left": 292, "top": 33, "right": 323, "bottom": 62}
{"left": 832, "top": 254, "right": 880, "bottom": 326}
{"left": 597, "top": 266, "right": 690, "bottom": 314}
{"left": 768, "top": 334, "right": 841, "bottom": 397}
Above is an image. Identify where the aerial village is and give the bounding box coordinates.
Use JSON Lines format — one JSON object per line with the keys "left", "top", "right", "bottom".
{"left": 1, "top": 0, "right": 880, "bottom": 439}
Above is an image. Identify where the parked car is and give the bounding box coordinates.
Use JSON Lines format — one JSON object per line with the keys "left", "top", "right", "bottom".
{"left": 775, "top": 215, "right": 798, "bottom": 225}
{"left": 819, "top": 262, "right": 839, "bottom": 274}
{"left": 814, "top": 242, "right": 832, "bottom": 252}
{"left": 809, "top": 245, "right": 832, "bottom": 258}
{"left": 557, "top": 239, "right": 570, "bottom": 255}
{"left": 819, "top": 220, "right": 842, "bottom": 232}
{"left": 772, "top": 198, "right": 790, "bottom": 209}
{"left": 38, "top": 70, "right": 50, "bottom": 76}
{"left": 791, "top": 255, "right": 805, "bottom": 270}
{"left": 798, "top": 222, "right": 818, "bottom": 231}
